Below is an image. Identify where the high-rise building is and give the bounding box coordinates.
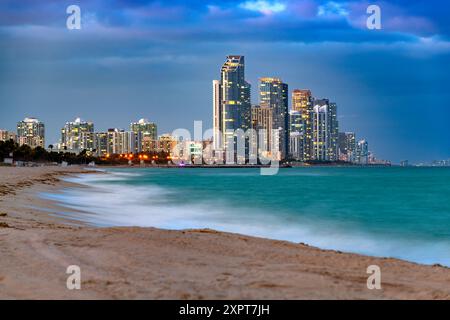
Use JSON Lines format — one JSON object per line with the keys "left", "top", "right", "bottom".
{"left": 142, "top": 136, "right": 157, "bottom": 153}
{"left": 157, "top": 134, "right": 177, "bottom": 154}
{"left": 212, "top": 80, "right": 222, "bottom": 150}
{"left": 0, "top": 130, "right": 16, "bottom": 142}
{"left": 289, "top": 110, "right": 303, "bottom": 135}
{"left": 93, "top": 132, "right": 109, "bottom": 156}
{"left": 288, "top": 111, "right": 304, "bottom": 161}
{"left": 251, "top": 104, "right": 273, "bottom": 158}
{"left": 312, "top": 100, "right": 339, "bottom": 161}
{"left": 131, "top": 118, "right": 157, "bottom": 153}
{"left": 338, "top": 132, "right": 356, "bottom": 162}
{"left": 312, "top": 104, "right": 328, "bottom": 161}
{"left": 95, "top": 129, "right": 141, "bottom": 156}
{"left": 61, "top": 118, "right": 94, "bottom": 152}
{"left": 92, "top": 129, "right": 141, "bottom": 156}
{"left": 213, "top": 55, "right": 251, "bottom": 158}
{"left": 259, "top": 77, "right": 288, "bottom": 159}
{"left": 130, "top": 118, "right": 157, "bottom": 140}
{"left": 79, "top": 132, "right": 95, "bottom": 153}
{"left": 292, "top": 89, "right": 313, "bottom": 160}
{"left": 356, "top": 139, "right": 369, "bottom": 164}
{"left": 289, "top": 132, "right": 304, "bottom": 161}
{"left": 17, "top": 117, "right": 45, "bottom": 148}
{"left": 329, "top": 102, "right": 339, "bottom": 161}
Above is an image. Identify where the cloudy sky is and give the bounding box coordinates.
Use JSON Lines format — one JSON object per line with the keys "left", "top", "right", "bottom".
{"left": 0, "top": 0, "right": 449, "bottom": 163}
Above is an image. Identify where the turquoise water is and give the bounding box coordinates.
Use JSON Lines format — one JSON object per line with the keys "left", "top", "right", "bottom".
{"left": 43, "top": 167, "right": 450, "bottom": 266}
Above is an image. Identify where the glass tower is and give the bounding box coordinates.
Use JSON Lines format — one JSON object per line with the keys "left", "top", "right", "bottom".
{"left": 259, "top": 77, "right": 289, "bottom": 160}
{"left": 292, "top": 89, "right": 313, "bottom": 160}
{"left": 312, "top": 99, "right": 339, "bottom": 161}
{"left": 213, "top": 55, "right": 251, "bottom": 161}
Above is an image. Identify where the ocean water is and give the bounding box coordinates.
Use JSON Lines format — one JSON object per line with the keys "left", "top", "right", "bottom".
{"left": 41, "top": 167, "right": 450, "bottom": 266}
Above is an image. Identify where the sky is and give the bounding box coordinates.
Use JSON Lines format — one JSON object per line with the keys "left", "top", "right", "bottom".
{"left": 0, "top": 0, "right": 449, "bottom": 163}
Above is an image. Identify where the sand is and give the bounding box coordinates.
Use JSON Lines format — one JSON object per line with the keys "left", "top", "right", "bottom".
{"left": 0, "top": 166, "right": 449, "bottom": 300}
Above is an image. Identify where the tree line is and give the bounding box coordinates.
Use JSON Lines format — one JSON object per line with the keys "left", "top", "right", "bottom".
{"left": 0, "top": 139, "right": 171, "bottom": 165}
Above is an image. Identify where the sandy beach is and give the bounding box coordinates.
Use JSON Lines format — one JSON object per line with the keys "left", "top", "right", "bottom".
{"left": 0, "top": 166, "right": 449, "bottom": 299}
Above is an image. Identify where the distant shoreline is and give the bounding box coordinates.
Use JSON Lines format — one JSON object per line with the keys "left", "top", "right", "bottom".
{"left": 2, "top": 162, "right": 395, "bottom": 169}
{"left": 89, "top": 163, "right": 447, "bottom": 169}
{"left": 4, "top": 162, "right": 448, "bottom": 173}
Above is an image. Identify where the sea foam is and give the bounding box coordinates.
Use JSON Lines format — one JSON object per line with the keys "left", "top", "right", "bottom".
{"left": 39, "top": 170, "right": 450, "bottom": 267}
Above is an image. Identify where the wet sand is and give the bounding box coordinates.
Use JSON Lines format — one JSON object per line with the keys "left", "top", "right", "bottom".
{"left": 0, "top": 166, "right": 449, "bottom": 299}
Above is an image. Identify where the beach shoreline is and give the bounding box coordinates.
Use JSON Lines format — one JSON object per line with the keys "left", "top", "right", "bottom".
{"left": 0, "top": 166, "right": 449, "bottom": 299}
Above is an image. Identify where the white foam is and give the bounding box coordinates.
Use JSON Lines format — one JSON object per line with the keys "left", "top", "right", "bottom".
{"left": 40, "top": 173, "right": 450, "bottom": 267}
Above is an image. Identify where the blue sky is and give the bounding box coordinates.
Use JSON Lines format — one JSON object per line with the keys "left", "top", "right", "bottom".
{"left": 0, "top": 0, "right": 449, "bottom": 163}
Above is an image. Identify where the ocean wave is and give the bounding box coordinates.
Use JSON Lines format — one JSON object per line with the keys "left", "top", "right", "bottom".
{"left": 40, "top": 171, "right": 450, "bottom": 267}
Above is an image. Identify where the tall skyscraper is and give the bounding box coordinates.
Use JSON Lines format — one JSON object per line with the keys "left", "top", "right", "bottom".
{"left": 213, "top": 55, "right": 251, "bottom": 159}
{"left": 131, "top": 118, "right": 157, "bottom": 153}
{"left": 292, "top": 89, "right": 313, "bottom": 160}
{"left": 281, "top": 83, "right": 289, "bottom": 151}
{"left": 329, "top": 102, "right": 339, "bottom": 161}
{"left": 338, "top": 132, "right": 356, "bottom": 162}
{"left": 61, "top": 117, "right": 94, "bottom": 152}
{"left": 289, "top": 110, "right": 304, "bottom": 161}
{"left": 289, "top": 110, "right": 303, "bottom": 135}
{"left": 17, "top": 117, "right": 45, "bottom": 148}
{"left": 130, "top": 118, "right": 157, "bottom": 140}
{"left": 312, "top": 99, "right": 339, "bottom": 161}
{"left": 79, "top": 132, "right": 95, "bottom": 153}
{"left": 251, "top": 104, "right": 273, "bottom": 158}
{"left": 312, "top": 103, "right": 328, "bottom": 161}
{"left": 259, "top": 77, "right": 288, "bottom": 159}
{"left": 212, "top": 80, "right": 222, "bottom": 150}
{"left": 289, "top": 132, "right": 304, "bottom": 161}
{"left": 116, "top": 130, "right": 141, "bottom": 155}
{"left": 93, "top": 129, "right": 142, "bottom": 156}
{"left": 93, "top": 132, "right": 109, "bottom": 156}
{"left": 356, "top": 139, "right": 369, "bottom": 164}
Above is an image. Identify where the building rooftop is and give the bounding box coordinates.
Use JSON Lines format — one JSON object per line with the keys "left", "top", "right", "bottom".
{"left": 23, "top": 117, "right": 40, "bottom": 123}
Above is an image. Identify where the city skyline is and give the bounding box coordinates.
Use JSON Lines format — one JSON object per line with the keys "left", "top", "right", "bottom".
{"left": 1, "top": 0, "right": 449, "bottom": 163}
{"left": 0, "top": 46, "right": 442, "bottom": 165}
{"left": 0, "top": 112, "right": 381, "bottom": 166}
{"left": 0, "top": 49, "right": 388, "bottom": 167}
{"left": 0, "top": 103, "right": 447, "bottom": 166}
